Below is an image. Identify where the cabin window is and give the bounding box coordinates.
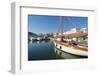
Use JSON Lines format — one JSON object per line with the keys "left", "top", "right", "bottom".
{"left": 60, "top": 46, "right": 62, "bottom": 49}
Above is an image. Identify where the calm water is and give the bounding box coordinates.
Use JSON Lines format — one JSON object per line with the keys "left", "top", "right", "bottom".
{"left": 28, "top": 40, "right": 62, "bottom": 61}
{"left": 28, "top": 40, "right": 86, "bottom": 61}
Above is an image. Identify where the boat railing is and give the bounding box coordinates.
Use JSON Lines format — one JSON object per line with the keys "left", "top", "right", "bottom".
{"left": 54, "top": 40, "right": 88, "bottom": 51}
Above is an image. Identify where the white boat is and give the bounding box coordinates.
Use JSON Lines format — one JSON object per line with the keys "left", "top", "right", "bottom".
{"left": 51, "top": 16, "right": 88, "bottom": 57}
{"left": 53, "top": 40, "right": 88, "bottom": 57}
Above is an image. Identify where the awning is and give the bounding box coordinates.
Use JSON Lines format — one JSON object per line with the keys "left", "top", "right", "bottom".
{"left": 58, "top": 32, "right": 88, "bottom": 38}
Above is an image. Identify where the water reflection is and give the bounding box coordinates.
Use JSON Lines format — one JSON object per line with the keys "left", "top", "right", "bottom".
{"left": 28, "top": 40, "right": 86, "bottom": 61}
{"left": 28, "top": 40, "right": 62, "bottom": 61}
{"left": 28, "top": 40, "right": 50, "bottom": 44}
{"left": 54, "top": 48, "right": 87, "bottom": 59}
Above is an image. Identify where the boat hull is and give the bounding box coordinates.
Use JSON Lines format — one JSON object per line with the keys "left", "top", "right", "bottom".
{"left": 53, "top": 41, "right": 88, "bottom": 57}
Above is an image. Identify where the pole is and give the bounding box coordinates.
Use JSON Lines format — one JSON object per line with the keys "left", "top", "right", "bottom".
{"left": 61, "top": 16, "right": 63, "bottom": 36}
{"left": 60, "top": 16, "right": 64, "bottom": 41}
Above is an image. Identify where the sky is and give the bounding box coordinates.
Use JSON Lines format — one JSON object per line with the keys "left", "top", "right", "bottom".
{"left": 28, "top": 15, "right": 88, "bottom": 34}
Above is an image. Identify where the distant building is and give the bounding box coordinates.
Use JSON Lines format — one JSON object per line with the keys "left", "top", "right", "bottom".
{"left": 64, "top": 28, "right": 87, "bottom": 34}
{"left": 80, "top": 28, "right": 88, "bottom": 33}
{"left": 63, "top": 28, "right": 88, "bottom": 42}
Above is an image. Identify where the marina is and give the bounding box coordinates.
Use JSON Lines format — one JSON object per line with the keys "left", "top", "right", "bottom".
{"left": 28, "top": 15, "right": 88, "bottom": 61}
{"left": 28, "top": 40, "right": 86, "bottom": 61}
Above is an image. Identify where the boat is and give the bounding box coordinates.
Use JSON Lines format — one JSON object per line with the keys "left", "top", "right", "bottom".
{"left": 51, "top": 16, "right": 88, "bottom": 57}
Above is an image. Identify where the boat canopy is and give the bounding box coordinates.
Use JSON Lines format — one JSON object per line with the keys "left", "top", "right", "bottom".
{"left": 56, "top": 32, "right": 88, "bottom": 38}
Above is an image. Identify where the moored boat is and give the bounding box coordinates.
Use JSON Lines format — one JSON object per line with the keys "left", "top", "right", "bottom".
{"left": 53, "top": 40, "right": 88, "bottom": 57}
{"left": 51, "top": 16, "right": 88, "bottom": 57}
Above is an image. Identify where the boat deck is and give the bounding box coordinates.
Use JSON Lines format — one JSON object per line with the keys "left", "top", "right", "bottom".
{"left": 49, "top": 37, "right": 88, "bottom": 51}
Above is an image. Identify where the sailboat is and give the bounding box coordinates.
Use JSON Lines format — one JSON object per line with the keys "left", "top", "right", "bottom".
{"left": 51, "top": 16, "right": 88, "bottom": 57}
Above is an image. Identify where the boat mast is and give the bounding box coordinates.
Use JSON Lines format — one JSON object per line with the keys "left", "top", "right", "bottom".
{"left": 61, "top": 16, "right": 64, "bottom": 35}
{"left": 60, "top": 16, "right": 64, "bottom": 41}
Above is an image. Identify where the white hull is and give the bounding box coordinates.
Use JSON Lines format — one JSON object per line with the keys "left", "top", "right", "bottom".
{"left": 53, "top": 41, "right": 88, "bottom": 57}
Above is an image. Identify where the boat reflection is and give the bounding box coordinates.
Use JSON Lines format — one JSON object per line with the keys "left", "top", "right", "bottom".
{"left": 28, "top": 40, "right": 50, "bottom": 44}
{"left": 54, "top": 48, "right": 87, "bottom": 59}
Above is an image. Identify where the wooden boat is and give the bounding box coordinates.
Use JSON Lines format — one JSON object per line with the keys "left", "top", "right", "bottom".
{"left": 53, "top": 40, "right": 88, "bottom": 57}
{"left": 52, "top": 16, "right": 88, "bottom": 57}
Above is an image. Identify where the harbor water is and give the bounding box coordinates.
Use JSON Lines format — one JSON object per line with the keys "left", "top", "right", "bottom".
{"left": 28, "top": 40, "right": 87, "bottom": 61}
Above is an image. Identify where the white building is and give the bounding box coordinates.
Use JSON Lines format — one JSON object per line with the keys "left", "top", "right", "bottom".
{"left": 63, "top": 28, "right": 88, "bottom": 42}
{"left": 64, "top": 28, "right": 87, "bottom": 34}
{"left": 80, "top": 28, "right": 88, "bottom": 33}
